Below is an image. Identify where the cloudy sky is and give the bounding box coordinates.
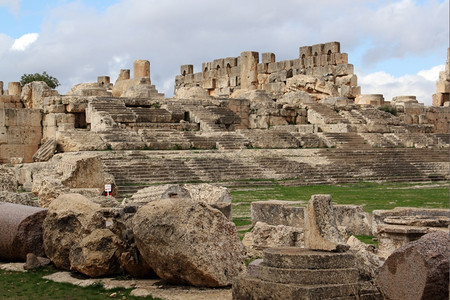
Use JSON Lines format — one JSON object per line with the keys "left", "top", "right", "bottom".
{"left": 0, "top": 0, "right": 448, "bottom": 105}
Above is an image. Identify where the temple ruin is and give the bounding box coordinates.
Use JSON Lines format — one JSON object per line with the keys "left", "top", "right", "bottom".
{"left": 0, "top": 41, "right": 449, "bottom": 299}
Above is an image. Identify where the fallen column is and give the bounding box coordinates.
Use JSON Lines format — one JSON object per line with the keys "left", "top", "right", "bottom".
{"left": 0, "top": 202, "right": 47, "bottom": 261}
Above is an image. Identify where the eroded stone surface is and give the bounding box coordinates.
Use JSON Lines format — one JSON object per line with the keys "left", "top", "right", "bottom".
{"left": 304, "top": 194, "right": 349, "bottom": 252}
{"left": 42, "top": 193, "right": 104, "bottom": 270}
{"left": 133, "top": 198, "right": 246, "bottom": 287}
{"left": 376, "top": 231, "right": 449, "bottom": 300}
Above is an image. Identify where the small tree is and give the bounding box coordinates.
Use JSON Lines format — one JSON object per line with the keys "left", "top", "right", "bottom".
{"left": 20, "top": 71, "right": 60, "bottom": 89}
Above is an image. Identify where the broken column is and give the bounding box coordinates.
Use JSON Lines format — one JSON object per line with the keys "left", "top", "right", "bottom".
{"left": 376, "top": 231, "right": 449, "bottom": 300}
{"left": 304, "top": 194, "right": 349, "bottom": 252}
{"left": 240, "top": 51, "right": 259, "bottom": 90}
{"left": 134, "top": 60, "right": 150, "bottom": 79}
{"left": 0, "top": 202, "right": 47, "bottom": 261}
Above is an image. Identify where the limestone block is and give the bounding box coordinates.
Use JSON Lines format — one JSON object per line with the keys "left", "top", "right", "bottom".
{"left": 251, "top": 200, "right": 304, "bottom": 227}
{"left": 202, "top": 78, "right": 216, "bottom": 90}
{"left": 0, "top": 202, "right": 47, "bottom": 261}
{"left": 217, "top": 76, "right": 229, "bottom": 89}
{"left": 376, "top": 231, "right": 449, "bottom": 300}
{"left": 304, "top": 194, "right": 349, "bottom": 252}
{"left": 299, "top": 45, "right": 312, "bottom": 58}
{"left": 133, "top": 198, "right": 246, "bottom": 287}
{"left": 333, "top": 53, "right": 348, "bottom": 64}
{"left": 69, "top": 228, "right": 124, "bottom": 277}
{"left": 257, "top": 74, "right": 269, "bottom": 87}
{"left": 334, "top": 64, "right": 354, "bottom": 76}
{"left": 8, "top": 82, "right": 22, "bottom": 96}
{"left": 33, "top": 138, "right": 57, "bottom": 162}
{"left": 267, "top": 62, "right": 281, "bottom": 73}
{"left": 436, "top": 80, "right": 450, "bottom": 93}
{"left": 224, "top": 57, "right": 238, "bottom": 68}
{"left": 262, "top": 53, "right": 275, "bottom": 64}
{"left": 133, "top": 60, "right": 150, "bottom": 79}
{"left": 323, "top": 42, "right": 340, "bottom": 54}
{"left": 116, "top": 69, "right": 130, "bottom": 82}
{"left": 314, "top": 80, "right": 338, "bottom": 96}
{"left": 333, "top": 205, "right": 372, "bottom": 236}
{"left": 262, "top": 82, "right": 285, "bottom": 94}
{"left": 43, "top": 193, "right": 105, "bottom": 270}
{"left": 335, "top": 74, "right": 358, "bottom": 86}
{"left": 257, "top": 63, "right": 267, "bottom": 74}
{"left": 242, "top": 222, "right": 304, "bottom": 258}
{"left": 269, "top": 70, "right": 288, "bottom": 83}
{"left": 312, "top": 44, "right": 324, "bottom": 58}
{"left": 240, "top": 51, "right": 259, "bottom": 90}
{"left": 180, "top": 64, "right": 194, "bottom": 76}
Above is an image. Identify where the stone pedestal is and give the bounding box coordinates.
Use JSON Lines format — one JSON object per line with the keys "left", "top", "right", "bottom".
{"left": 232, "top": 247, "right": 381, "bottom": 299}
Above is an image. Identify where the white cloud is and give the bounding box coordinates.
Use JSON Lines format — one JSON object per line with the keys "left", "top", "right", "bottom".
{"left": 358, "top": 64, "right": 445, "bottom": 105}
{"left": 11, "top": 33, "right": 39, "bottom": 51}
{"left": 0, "top": 0, "right": 20, "bottom": 14}
{"left": 0, "top": 0, "right": 447, "bottom": 98}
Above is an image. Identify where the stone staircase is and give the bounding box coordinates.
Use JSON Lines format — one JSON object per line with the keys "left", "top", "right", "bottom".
{"left": 319, "top": 132, "right": 371, "bottom": 149}
{"left": 98, "top": 148, "right": 449, "bottom": 196}
{"left": 306, "top": 103, "right": 350, "bottom": 124}
{"left": 233, "top": 247, "right": 381, "bottom": 299}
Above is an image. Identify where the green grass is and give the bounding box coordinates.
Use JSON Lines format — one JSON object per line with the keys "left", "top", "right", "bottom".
{"left": 230, "top": 181, "right": 449, "bottom": 214}
{"left": 0, "top": 266, "right": 159, "bottom": 300}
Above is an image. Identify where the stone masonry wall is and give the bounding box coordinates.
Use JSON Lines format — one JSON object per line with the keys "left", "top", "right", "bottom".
{"left": 0, "top": 94, "right": 42, "bottom": 164}
{"left": 432, "top": 48, "right": 450, "bottom": 106}
{"left": 175, "top": 42, "right": 360, "bottom": 100}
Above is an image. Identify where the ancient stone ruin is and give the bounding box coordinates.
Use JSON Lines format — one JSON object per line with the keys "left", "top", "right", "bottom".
{"left": 0, "top": 41, "right": 449, "bottom": 298}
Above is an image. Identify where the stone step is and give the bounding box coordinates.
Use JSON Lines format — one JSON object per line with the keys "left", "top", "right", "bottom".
{"left": 258, "top": 264, "right": 359, "bottom": 285}
{"left": 232, "top": 276, "right": 360, "bottom": 300}
{"left": 262, "top": 247, "right": 355, "bottom": 269}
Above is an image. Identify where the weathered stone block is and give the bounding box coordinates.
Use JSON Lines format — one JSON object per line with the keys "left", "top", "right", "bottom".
{"left": 376, "top": 231, "right": 449, "bottom": 300}
{"left": 304, "top": 194, "right": 349, "bottom": 252}
{"left": 251, "top": 200, "right": 304, "bottom": 227}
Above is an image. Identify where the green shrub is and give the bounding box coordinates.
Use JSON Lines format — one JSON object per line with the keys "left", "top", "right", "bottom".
{"left": 20, "top": 71, "right": 60, "bottom": 89}
{"left": 378, "top": 105, "right": 397, "bottom": 116}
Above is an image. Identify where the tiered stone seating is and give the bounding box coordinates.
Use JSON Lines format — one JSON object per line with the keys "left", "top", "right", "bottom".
{"left": 89, "top": 99, "right": 137, "bottom": 123}
{"left": 319, "top": 132, "right": 371, "bottom": 149}
{"left": 99, "top": 148, "right": 449, "bottom": 195}
{"left": 242, "top": 129, "right": 301, "bottom": 149}
{"left": 306, "top": 103, "right": 350, "bottom": 124}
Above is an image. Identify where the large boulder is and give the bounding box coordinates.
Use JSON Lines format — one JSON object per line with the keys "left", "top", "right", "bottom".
{"left": 133, "top": 198, "right": 246, "bottom": 287}
{"left": 242, "top": 221, "right": 304, "bottom": 258}
{"left": 124, "top": 183, "right": 232, "bottom": 219}
{"left": 42, "top": 194, "right": 104, "bottom": 270}
{"left": 69, "top": 229, "right": 124, "bottom": 277}
{"left": 376, "top": 231, "right": 449, "bottom": 300}
{"left": 304, "top": 194, "right": 349, "bottom": 252}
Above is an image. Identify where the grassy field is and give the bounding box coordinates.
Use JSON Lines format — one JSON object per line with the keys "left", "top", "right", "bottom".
{"left": 1, "top": 181, "right": 447, "bottom": 299}
{"left": 230, "top": 181, "right": 449, "bottom": 227}
{"left": 0, "top": 266, "right": 159, "bottom": 300}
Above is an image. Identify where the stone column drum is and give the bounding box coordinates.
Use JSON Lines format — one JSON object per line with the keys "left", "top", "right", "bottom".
{"left": 0, "top": 202, "right": 48, "bottom": 261}
{"left": 134, "top": 60, "right": 150, "bottom": 79}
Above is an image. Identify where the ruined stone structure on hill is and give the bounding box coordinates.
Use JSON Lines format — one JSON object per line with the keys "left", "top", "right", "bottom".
{"left": 175, "top": 42, "right": 360, "bottom": 100}
{"left": 0, "top": 42, "right": 449, "bottom": 197}
{"left": 433, "top": 48, "right": 450, "bottom": 107}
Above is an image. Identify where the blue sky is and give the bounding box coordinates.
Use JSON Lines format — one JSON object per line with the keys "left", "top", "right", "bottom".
{"left": 0, "top": 0, "right": 448, "bottom": 105}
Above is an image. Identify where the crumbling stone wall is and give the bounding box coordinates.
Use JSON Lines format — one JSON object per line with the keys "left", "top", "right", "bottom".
{"left": 175, "top": 42, "right": 360, "bottom": 100}
{"left": 432, "top": 48, "right": 450, "bottom": 106}
{"left": 0, "top": 83, "right": 42, "bottom": 163}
